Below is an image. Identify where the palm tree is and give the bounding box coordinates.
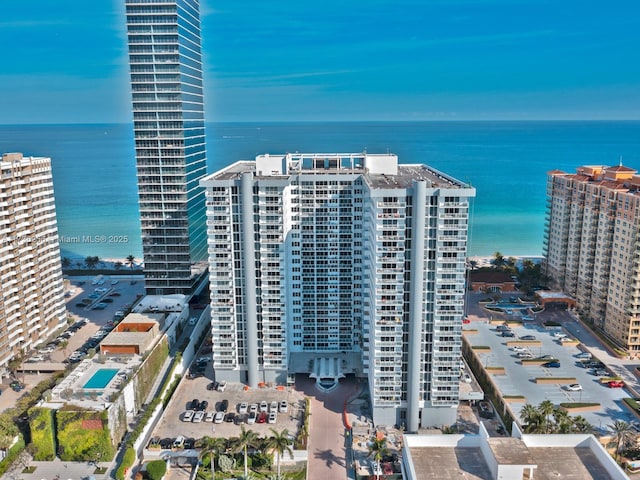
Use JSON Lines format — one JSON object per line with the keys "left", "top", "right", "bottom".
{"left": 552, "top": 409, "right": 572, "bottom": 433}
{"left": 537, "top": 400, "right": 555, "bottom": 433}
{"left": 59, "top": 339, "right": 68, "bottom": 358}
{"left": 61, "top": 257, "right": 71, "bottom": 269}
{"left": 571, "top": 416, "right": 593, "bottom": 434}
{"left": 197, "top": 436, "right": 226, "bottom": 479}
{"left": 367, "top": 436, "right": 389, "bottom": 480}
{"left": 493, "top": 251, "right": 505, "bottom": 268}
{"left": 468, "top": 259, "right": 478, "bottom": 271}
{"left": 126, "top": 254, "right": 136, "bottom": 271}
{"left": 232, "top": 426, "right": 260, "bottom": 478}
{"left": 520, "top": 403, "right": 544, "bottom": 433}
{"left": 609, "top": 420, "right": 633, "bottom": 462}
{"left": 265, "top": 428, "right": 293, "bottom": 479}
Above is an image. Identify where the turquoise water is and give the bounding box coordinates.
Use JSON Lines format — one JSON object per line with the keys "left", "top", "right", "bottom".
{"left": 83, "top": 368, "right": 119, "bottom": 389}
{"left": 486, "top": 303, "right": 535, "bottom": 310}
{"left": 1, "top": 121, "right": 639, "bottom": 258}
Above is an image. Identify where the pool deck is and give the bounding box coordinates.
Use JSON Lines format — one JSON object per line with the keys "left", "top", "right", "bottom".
{"left": 48, "top": 355, "right": 141, "bottom": 408}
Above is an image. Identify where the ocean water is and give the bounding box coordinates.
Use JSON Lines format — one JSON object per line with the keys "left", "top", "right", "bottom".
{"left": 0, "top": 121, "right": 639, "bottom": 260}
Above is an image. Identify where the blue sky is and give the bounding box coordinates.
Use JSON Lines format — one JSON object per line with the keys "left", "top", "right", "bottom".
{"left": 2, "top": 0, "right": 640, "bottom": 123}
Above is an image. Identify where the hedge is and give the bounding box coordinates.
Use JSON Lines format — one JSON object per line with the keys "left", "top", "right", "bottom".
{"left": 0, "top": 437, "right": 25, "bottom": 476}
{"left": 116, "top": 446, "right": 136, "bottom": 480}
{"left": 28, "top": 407, "right": 56, "bottom": 460}
{"left": 145, "top": 459, "right": 167, "bottom": 480}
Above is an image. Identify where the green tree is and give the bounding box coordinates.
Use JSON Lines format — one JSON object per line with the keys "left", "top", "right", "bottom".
{"left": 367, "top": 437, "right": 389, "bottom": 480}
{"left": 493, "top": 251, "right": 505, "bottom": 268}
{"left": 197, "top": 436, "right": 227, "bottom": 478}
{"left": 85, "top": 256, "right": 99, "bottom": 269}
{"left": 126, "top": 254, "right": 136, "bottom": 271}
{"left": 61, "top": 257, "right": 71, "bottom": 269}
{"left": 265, "top": 428, "right": 293, "bottom": 479}
{"left": 468, "top": 259, "right": 478, "bottom": 270}
{"left": 0, "top": 413, "right": 19, "bottom": 450}
{"left": 538, "top": 400, "right": 555, "bottom": 433}
{"left": 609, "top": 420, "right": 633, "bottom": 462}
{"left": 145, "top": 459, "right": 167, "bottom": 480}
{"left": 520, "top": 403, "right": 544, "bottom": 433}
{"left": 114, "top": 261, "right": 123, "bottom": 271}
{"left": 571, "top": 416, "right": 593, "bottom": 434}
{"left": 232, "top": 426, "right": 260, "bottom": 478}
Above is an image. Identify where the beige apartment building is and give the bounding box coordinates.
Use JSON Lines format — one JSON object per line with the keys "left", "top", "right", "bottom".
{"left": 545, "top": 164, "right": 640, "bottom": 354}
{"left": 0, "top": 153, "right": 66, "bottom": 375}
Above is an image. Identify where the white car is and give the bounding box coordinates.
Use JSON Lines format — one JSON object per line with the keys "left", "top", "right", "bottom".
{"left": 565, "top": 384, "right": 582, "bottom": 391}
{"left": 576, "top": 352, "right": 592, "bottom": 359}
{"left": 278, "top": 400, "right": 288, "bottom": 413}
{"left": 216, "top": 381, "right": 227, "bottom": 392}
{"left": 559, "top": 336, "right": 573, "bottom": 343}
{"left": 259, "top": 401, "right": 268, "bottom": 412}
{"left": 205, "top": 411, "right": 215, "bottom": 422}
{"left": 249, "top": 403, "right": 258, "bottom": 414}
{"left": 268, "top": 412, "right": 277, "bottom": 424}
{"left": 247, "top": 411, "right": 257, "bottom": 424}
{"left": 516, "top": 352, "right": 533, "bottom": 359}
{"left": 192, "top": 411, "right": 205, "bottom": 423}
{"left": 552, "top": 331, "right": 567, "bottom": 338}
{"left": 511, "top": 346, "right": 527, "bottom": 353}
{"left": 214, "top": 411, "right": 224, "bottom": 424}
{"left": 111, "top": 280, "right": 119, "bottom": 285}
{"left": 182, "top": 410, "right": 194, "bottom": 422}
{"left": 238, "top": 402, "right": 248, "bottom": 415}
{"left": 270, "top": 401, "right": 278, "bottom": 413}
{"left": 461, "top": 374, "right": 472, "bottom": 383}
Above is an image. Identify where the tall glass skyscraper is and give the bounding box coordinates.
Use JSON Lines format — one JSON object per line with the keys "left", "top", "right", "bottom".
{"left": 125, "top": 0, "right": 208, "bottom": 295}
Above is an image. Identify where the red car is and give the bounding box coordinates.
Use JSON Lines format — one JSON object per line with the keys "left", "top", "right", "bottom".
{"left": 462, "top": 317, "right": 471, "bottom": 324}
{"left": 608, "top": 380, "right": 624, "bottom": 388}
{"left": 257, "top": 412, "right": 267, "bottom": 423}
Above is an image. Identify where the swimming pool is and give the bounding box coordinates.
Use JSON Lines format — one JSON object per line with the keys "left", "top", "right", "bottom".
{"left": 83, "top": 369, "right": 120, "bottom": 389}
{"left": 486, "top": 303, "right": 535, "bottom": 310}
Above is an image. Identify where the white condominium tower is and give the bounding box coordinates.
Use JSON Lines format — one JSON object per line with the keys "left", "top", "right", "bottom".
{"left": 202, "top": 153, "right": 475, "bottom": 430}
{"left": 125, "top": 0, "right": 208, "bottom": 295}
{"left": 545, "top": 164, "right": 640, "bottom": 355}
{"left": 0, "top": 153, "right": 66, "bottom": 374}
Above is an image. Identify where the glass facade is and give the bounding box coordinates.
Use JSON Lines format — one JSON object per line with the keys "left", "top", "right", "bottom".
{"left": 125, "top": 0, "right": 208, "bottom": 294}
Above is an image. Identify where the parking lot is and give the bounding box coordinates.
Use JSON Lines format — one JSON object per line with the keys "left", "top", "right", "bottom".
{"left": 152, "top": 371, "right": 305, "bottom": 442}
{"left": 465, "top": 294, "right": 634, "bottom": 434}
{"left": 0, "top": 274, "right": 145, "bottom": 412}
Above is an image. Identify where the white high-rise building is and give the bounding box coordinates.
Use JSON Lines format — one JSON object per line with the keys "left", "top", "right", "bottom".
{"left": 125, "top": 0, "right": 208, "bottom": 295}
{"left": 201, "top": 153, "right": 475, "bottom": 430}
{"left": 0, "top": 153, "right": 66, "bottom": 374}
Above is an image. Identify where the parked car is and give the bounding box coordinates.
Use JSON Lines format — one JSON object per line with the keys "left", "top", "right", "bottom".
{"left": 270, "top": 401, "right": 278, "bottom": 413}
{"left": 511, "top": 346, "right": 527, "bottom": 353}
{"left": 198, "top": 400, "right": 208, "bottom": 411}
{"left": 496, "top": 325, "right": 510, "bottom": 332}
{"left": 461, "top": 374, "right": 472, "bottom": 382}
{"left": 552, "top": 331, "right": 567, "bottom": 338}
{"left": 214, "top": 412, "right": 224, "bottom": 424}
{"left": 259, "top": 401, "right": 268, "bottom": 412}
{"left": 238, "top": 402, "right": 249, "bottom": 414}
{"left": 478, "top": 401, "right": 494, "bottom": 419}
{"left": 184, "top": 438, "right": 195, "bottom": 449}
{"left": 219, "top": 399, "right": 229, "bottom": 412}
{"left": 247, "top": 411, "right": 257, "bottom": 424}
{"left": 565, "top": 384, "right": 582, "bottom": 391}
{"left": 575, "top": 352, "right": 593, "bottom": 359}
{"left": 257, "top": 412, "right": 267, "bottom": 423}
{"left": 542, "top": 361, "right": 561, "bottom": 368}
{"left": 173, "top": 436, "right": 185, "bottom": 448}
{"left": 516, "top": 352, "right": 533, "bottom": 359}
{"left": 249, "top": 404, "right": 258, "bottom": 414}
{"left": 182, "top": 410, "right": 194, "bottom": 422}
{"left": 501, "top": 331, "right": 516, "bottom": 338}
{"left": 278, "top": 400, "right": 288, "bottom": 413}
{"left": 268, "top": 412, "right": 277, "bottom": 424}
{"left": 216, "top": 381, "right": 227, "bottom": 392}
{"left": 559, "top": 337, "right": 574, "bottom": 343}
{"left": 192, "top": 411, "right": 204, "bottom": 423}
{"left": 225, "top": 413, "right": 236, "bottom": 423}
{"left": 205, "top": 411, "right": 215, "bottom": 422}
{"left": 207, "top": 382, "right": 218, "bottom": 391}
{"left": 608, "top": 380, "right": 625, "bottom": 388}
{"left": 191, "top": 399, "right": 200, "bottom": 410}
{"left": 519, "top": 335, "right": 536, "bottom": 341}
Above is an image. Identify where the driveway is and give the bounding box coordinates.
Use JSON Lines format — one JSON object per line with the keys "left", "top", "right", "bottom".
{"left": 296, "top": 375, "right": 357, "bottom": 480}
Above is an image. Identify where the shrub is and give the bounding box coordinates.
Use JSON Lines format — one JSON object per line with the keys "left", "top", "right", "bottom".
{"left": 624, "top": 398, "right": 640, "bottom": 411}
{"left": 145, "top": 459, "right": 167, "bottom": 480}
{"left": 0, "top": 437, "right": 25, "bottom": 477}
{"left": 28, "top": 407, "right": 55, "bottom": 460}
{"left": 56, "top": 408, "right": 114, "bottom": 461}
{"left": 116, "top": 447, "right": 136, "bottom": 480}
{"left": 559, "top": 402, "right": 600, "bottom": 409}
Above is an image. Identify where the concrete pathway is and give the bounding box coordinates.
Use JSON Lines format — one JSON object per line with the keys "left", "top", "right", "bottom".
{"left": 296, "top": 375, "right": 356, "bottom": 480}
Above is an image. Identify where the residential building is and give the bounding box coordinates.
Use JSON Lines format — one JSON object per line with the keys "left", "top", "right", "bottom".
{"left": 201, "top": 152, "right": 475, "bottom": 430}
{"left": 125, "top": 0, "right": 208, "bottom": 295}
{"left": 544, "top": 165, "right": 640, "bottom": 353}
{"left": 0, "top": 153, "right": 67, "bottom": 375}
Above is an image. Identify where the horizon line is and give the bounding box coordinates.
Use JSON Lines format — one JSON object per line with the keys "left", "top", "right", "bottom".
{"left": 2, "top": 119, "right": 640, "bottom": 127}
